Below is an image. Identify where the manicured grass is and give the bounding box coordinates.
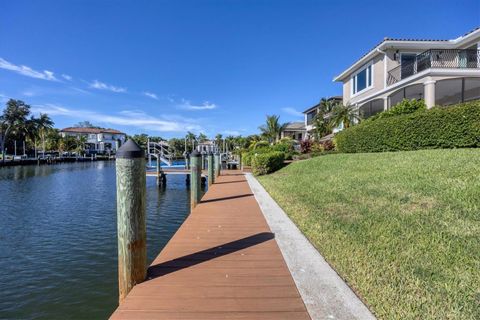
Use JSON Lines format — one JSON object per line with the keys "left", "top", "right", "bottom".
{"left": 258, "top": 149, "right": 480, "bottom": 319}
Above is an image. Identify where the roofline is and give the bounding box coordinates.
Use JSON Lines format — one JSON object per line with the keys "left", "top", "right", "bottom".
{"left": 333, "top": 27, "right": 480, "bottom": 82}
{"left": 302, "top": 96, "right": 343, "bottom": 114}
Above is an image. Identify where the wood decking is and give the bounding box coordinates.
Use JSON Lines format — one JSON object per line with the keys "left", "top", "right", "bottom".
{"left": 110, "top": 170, "right": 310, "bottom": 320}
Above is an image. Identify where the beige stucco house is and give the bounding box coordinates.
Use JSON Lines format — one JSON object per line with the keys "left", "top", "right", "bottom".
{"left": 334, "top": 27, "right": 480, "bottom": 118}
{"left": 280, "top": 122, "right": 306, "bottom": 141}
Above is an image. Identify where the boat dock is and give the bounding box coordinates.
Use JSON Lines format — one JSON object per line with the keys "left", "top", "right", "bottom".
{"left": 110, "top": 170, "right": 310, "bottom": 319}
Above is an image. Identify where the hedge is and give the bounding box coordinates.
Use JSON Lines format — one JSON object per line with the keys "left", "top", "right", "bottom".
{"left": 252, "top": 151, "right": 285, "bottom": 176}
{"left": 335, "top": 101, "right": 480, "bottom": 153}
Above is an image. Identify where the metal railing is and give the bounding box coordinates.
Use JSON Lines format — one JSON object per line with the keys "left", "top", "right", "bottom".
{"left": 147, "top": 141, "right": 174, "bottom": 166}
{"left": 387, "top": 49, "right": 480, "bottom": 85}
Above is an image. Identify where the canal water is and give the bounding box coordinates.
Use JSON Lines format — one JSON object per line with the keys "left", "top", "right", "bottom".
{"left": 0, "top": 160, "right": 198, "bottom": 319}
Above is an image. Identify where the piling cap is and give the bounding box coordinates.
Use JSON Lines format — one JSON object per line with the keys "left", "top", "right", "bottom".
{"left": 190, "top": 150, "right": 201, "bottom": 157}
{"left": 116, "top": 139, "right": 145, "bottom": 159}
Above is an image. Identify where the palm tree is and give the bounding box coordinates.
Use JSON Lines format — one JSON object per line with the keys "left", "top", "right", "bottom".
{"left": 197, "top": 133, "right": 208, "bottom": 143}
{"left": 258, "top": 115, "right": 287, "bottom": 143}
{"left": 0, "top": 99, "right": 31, "bottom": 162}
{"left": 185, "top": 132, "right": 196, "bottom": 151}
{"left": 329, "top": 104, "right": 361, "bottom": 129}
{"left": 215, "top": 134, "right": 223, "bottom": 152}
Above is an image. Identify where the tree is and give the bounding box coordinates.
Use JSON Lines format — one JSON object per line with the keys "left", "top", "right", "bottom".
{"left": 329, "top": 104, "right": 361, "bottom": 129}
{"left": 0, "top": 99, "right": 31, "bottom": 162}
{"left": 74, "top": 121, "right": 97, "bottom": 128}
{"left": 185, "top": 132, "right": 196, "bottom": 151}
{"left": 258, "top": 114, "right": 287, "bottom": 143}
{"left": 36, "top": 113, "right": 54, "bottom": 156}
{"left": 197, "top": 133, "right": 208, "bottom": 143}
{"left": 312, "top": 98, "right": 338, "bottom": 141}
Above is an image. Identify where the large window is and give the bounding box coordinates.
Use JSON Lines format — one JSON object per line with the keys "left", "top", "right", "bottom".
{"left": 352, "top": 62, "right": 373, "bottom": 95}
{"left": 359, "top": 99, "right": 384, "bottom": 119}
{"left": 464, "top": 78, "right": 480, "bottom": 102}
{"left": 306, "top": 110, "right": 317, "bottom": 125}
{"left": 388, "top": 83, "right": 424, "bottom": 108}
{"left": 435, "top": 79, "right": 462, "bottom": 106}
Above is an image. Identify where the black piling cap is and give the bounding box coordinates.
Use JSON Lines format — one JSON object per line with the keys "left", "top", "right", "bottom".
{"left": 190, "top": 150, "right": 201, "bottom": 157}
{"left": 116, "top": 139, "right": 145, "bottom": 159}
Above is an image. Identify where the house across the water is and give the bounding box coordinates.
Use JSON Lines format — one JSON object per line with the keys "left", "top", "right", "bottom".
{"left": 60, "top": 127, "right": 127, "bottom": 154}
{"left": 334, "top": 27, "right": 480, "bottom": 118}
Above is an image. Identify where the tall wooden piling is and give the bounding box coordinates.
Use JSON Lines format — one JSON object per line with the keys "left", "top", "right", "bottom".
{"left": 115, "top": 139, "right": 147, "bottom": 303}
{"left": 214, "top": 152, "right": 221, "bottom": 178}
{"left": 190, "top": 150, "right": 202, "bottom": 210}
{"left": 207, "top": 151, "right": 214, "bottom": 186}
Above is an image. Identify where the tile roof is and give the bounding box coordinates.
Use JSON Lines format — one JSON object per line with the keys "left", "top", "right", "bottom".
{"left": 284, "top": 122, "right": 306, "bottom": 130}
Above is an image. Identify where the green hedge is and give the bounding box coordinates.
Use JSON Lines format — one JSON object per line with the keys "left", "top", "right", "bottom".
{"left": 335, "top": 101, "right": 480, "bottom": 153}
{"left": 252, "top": 151, "right": 285, "bottom": 176}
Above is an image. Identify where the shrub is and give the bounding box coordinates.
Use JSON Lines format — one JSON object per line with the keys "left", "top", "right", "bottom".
{"left": 373, "top": 98, "right": 426, "bottom": 120}
{"left": 252, "top": 151, "right": 285, "bottom": 176}
{"left": 300, "top": 140, "right": 312, "bottom": 153}
{"left": 320, "top": 140, "right": 335, "bottom": 151}
{"left": 335, "top": 101, "right": 480, "bottom": 153}
{"left": 254, "top": 140, "right": 269, "bottom": 149}
{"left": 272, "top": 140, "right": 296, "bottom": 159}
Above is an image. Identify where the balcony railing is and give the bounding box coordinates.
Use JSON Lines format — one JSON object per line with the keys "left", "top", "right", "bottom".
{"left": 387, "top": 49, "right": 480, "bottom": 86}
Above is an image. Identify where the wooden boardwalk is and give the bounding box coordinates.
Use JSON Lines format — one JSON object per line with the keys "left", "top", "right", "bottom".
{"left": 110, "top": 170, "right": 310, "bottom": 319}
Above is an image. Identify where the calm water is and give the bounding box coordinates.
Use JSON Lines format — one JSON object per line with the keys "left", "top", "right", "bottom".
{"left": 0, "top": 161, "right": 199, "bottom": 319}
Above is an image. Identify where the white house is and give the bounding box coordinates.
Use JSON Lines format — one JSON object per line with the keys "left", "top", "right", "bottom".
{"left": 60, "top": 127, "right": 126, "bottom": 153}
{"left": 334, "top": 27, "right": 480, "bottom": 118}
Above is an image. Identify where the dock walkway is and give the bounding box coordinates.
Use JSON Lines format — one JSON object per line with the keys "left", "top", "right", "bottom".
{"left": 110, "top": 170, "right": 310, "bottom": 319}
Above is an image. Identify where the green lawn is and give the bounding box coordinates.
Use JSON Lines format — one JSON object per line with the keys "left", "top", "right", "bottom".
{"left": 258, "top": 149, "right": 480, "bottom": 319}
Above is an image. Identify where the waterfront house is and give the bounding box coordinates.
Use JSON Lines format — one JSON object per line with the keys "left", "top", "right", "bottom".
{"left": 280, "top": 122, "right": 306, "bottom": 141}
{"left": 60, "top": 127, "right": 126, "bottom": 154}
{"left": 303, "top": 96, "right": 343, "bottom": 139}
{"left": 196, "top": 140, "right": 219, "bottom": 154}
{"left": 333, "top": 27, "right": 480, "bottom": 118}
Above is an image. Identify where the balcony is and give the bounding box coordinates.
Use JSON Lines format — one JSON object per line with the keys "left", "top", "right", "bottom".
{"left": 387, "top": 49, "right": 480, "bottom": 86}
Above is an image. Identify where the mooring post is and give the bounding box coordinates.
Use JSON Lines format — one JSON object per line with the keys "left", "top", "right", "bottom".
{"left": 156, "top": 157, "right": 161, "bottom": 187}
{"left": 207, "top": 151, "right": 214, "bottom": 186}
{"left": 115, "top": 139, "right": 147, "bottom": 303}
{"left": 185, "top": 152, "right": 190, "bottom": 170}
{"left": 239, "top": 152, "right": 243, "bottom": 171}
{"left": 190, "top": 150, "right": 201, "bottom": 210}
{"left": 214, "top": 152, "right": 221, "bottom": 178}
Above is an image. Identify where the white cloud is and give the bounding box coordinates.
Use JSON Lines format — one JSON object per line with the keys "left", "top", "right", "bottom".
{"left": 282, "top": 107, "right": 303, "bottom": 117}
{"left": 179, "top": 99, "right": 217, "bottom": 110}
{"left": 31, "top": 104, "right": 202, "bottom": 132}
{"left": 0, "top": 57, "right": 58, "bottom": 81}
{"left": 143, "top": 91, "right": 158, "bottom": 100}
{"left": 62, "top": 74, "right": 72, "bottom": 81}
{"left": 0, "top": 93, "right": 9, "bottom": 103}
{"left": 89, "top": 80, "right": 126, "bottom": 93}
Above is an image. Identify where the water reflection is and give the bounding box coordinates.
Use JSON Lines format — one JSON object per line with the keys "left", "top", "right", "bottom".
{"left": 0, "top": 161, "right": 197, "bottom": 319}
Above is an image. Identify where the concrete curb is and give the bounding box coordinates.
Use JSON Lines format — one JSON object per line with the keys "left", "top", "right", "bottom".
{"left": 245, "top": 173, "right": 376, "bottom": 320}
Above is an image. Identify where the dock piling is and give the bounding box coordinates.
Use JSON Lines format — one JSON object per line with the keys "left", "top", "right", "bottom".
{"left": 190, "top": 151, "right": 201, "bottom": 210}
{"left": 207, "top": 151, "right": 214, "bottom": 186}
{"left": 115, "top": 139, "right": 147, "bottom": 303}
{"left": 214, "top": 152, "right": 221, "bottom": 178}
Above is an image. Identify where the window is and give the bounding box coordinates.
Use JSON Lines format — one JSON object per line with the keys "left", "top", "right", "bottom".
{"left": 464, "top": 78, "right": 480, "bottom": 102}
{"left": 352, "top": 62, "right": 373, "bottom": 95}
{"left": 306, "top": 110, "right": 317, "bottom": 125}
{"left": 435, "top": 79, "right": 462, "bottom": 106}
{"left": 359, "top": 99, "right": 384, "bottom": 119}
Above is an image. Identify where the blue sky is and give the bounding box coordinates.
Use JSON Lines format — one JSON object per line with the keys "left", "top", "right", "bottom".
{"left": 0, "top": 0, "right": 478, "bottom": 138}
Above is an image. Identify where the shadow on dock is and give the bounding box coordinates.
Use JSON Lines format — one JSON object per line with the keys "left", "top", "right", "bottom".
{"left": 200, "top": 193, "right": 253, "bottom": 204}
{"left": 146, "top": 232, "right": 275, "bottom": 279}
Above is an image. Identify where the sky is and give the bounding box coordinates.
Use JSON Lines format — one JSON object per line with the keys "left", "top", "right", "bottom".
{"left": 0, "top": 0, "right": 478, "bottom": 138}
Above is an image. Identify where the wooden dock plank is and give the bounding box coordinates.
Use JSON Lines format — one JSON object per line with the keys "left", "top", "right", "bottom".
{"left": 110, "top": 170, "right": 310, "bottom": 319}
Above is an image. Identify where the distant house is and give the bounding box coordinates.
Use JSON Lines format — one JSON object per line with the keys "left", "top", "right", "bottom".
{"left": 60, "top": 127, "right": 126, "bottom": 153}
{"left": 303, "top": 96, "right": 343, "bottom": 139}
{"left": 196, "top": 140, "right": 219, "bottom": 154}
{"left": 280, "top": 122, "right": 306, "bottom": 141}
{"left": 334, "top": 27, "right": 480, "bottom": 118}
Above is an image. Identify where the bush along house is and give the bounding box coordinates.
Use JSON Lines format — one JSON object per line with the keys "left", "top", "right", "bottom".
{"left": 60, "top": 127, "right": 127, "bottom": 154}
{"left": 334, "top": 27, "right": 480, "bottom": 118}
